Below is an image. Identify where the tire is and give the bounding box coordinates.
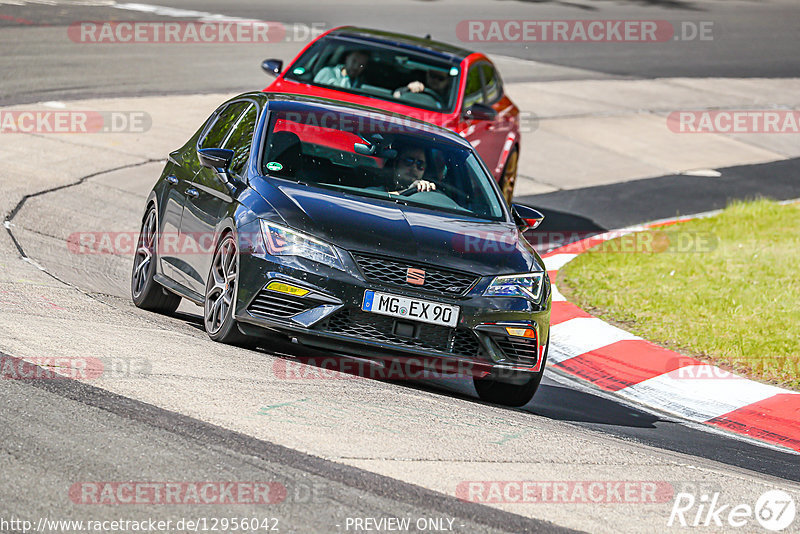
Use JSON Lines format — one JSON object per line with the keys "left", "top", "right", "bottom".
{"left": 131, "top": 206, "right": 181, "bottom": 313}
{"left": 499, "top": 147, "right": 518, "bottom": 205}
{"left": 203, "top": 232, "right": 248, "bottom": 345}
{"left": 473, "top": 338, "right": 548, "bottom": 407}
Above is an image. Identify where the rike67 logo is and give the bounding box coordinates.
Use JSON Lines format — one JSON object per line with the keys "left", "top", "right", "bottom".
{"left": 668, "top": 489, "right": 796, "bottom": 531}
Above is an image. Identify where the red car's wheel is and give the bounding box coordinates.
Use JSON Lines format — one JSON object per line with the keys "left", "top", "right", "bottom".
{"left": 500, "top": 148, "right": 518, "bottom": 205}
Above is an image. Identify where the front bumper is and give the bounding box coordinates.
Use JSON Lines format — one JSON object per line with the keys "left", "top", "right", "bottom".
{"left": 234, "top": 238, "right": 551, "bottom": 376}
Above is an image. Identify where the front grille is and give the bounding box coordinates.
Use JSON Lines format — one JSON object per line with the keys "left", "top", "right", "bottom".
{"left": 322, "top": 308, "right": 481, "bottom": 358}
{"left": 494, "top": 337, "right": 539, "bottom": 366}
{"left": 453, "top": 328, "right": 482, "bottom": 357}
{"left": 247, "top": 290, "right": 316, "bottom": 320}
{"left": 352, "top": 253, "right": 479, "bottom": 296}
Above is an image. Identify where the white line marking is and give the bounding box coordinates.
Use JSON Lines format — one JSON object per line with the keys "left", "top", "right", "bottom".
{"left": 681, "top": 169, "right": 722, "bottom": 177}
{"left": 550, "top": 284, "right": 566, "bottom": 302}
{"left": 618, "top": 373, "right": 797, "bottom": 422}
{"left": 543, "top": 253, "right": 577, "bottom": 271}
{"left": 549, "top": 317, "right": 639, "bottom": 363}
{"left": 114, "top": 3, "right": 254, "bottom": 22}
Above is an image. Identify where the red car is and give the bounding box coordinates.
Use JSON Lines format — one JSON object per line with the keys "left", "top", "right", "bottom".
{"left": 262, "top": 26, "right": 521, "bottom": 202}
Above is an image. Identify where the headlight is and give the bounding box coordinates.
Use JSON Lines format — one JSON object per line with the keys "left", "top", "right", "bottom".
{"left": 259, "top": 221, "right": 344, "bottom": 271}
{"left": 483, "top": 272, "right": 545, "bottom": 302}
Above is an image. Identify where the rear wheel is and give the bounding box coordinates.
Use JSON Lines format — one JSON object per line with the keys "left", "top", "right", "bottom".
{"left": 474, "top": 338, "right": 548, "bottom": 407}
{"left": 499, "top": 148, "right": 518, "bottom": 205}
{"left": 131, "top": 206, "right": 181, "bottom": 313}
{"left": 204, "top": 233, "right": 248, "bottom": 344}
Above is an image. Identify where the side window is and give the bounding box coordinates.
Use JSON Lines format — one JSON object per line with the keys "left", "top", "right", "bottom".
{"left": 480, "top": 64, "right": 502, "bottom": 104}
{"left": 284, "top": 38, "right": 328, "bottom": 82}
{"left": 463, "top": 65, "right": 484, "bottom": 108}
{"left": 199, "top": 102, "right": 249, "bottom": 149}
{"left": 224, "top": 104, "right": 258, "bottom": 176}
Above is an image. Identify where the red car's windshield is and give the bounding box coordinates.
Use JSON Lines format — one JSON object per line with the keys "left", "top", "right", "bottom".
{"left": 283, "top": 36, "right": 460, "bottom": 114}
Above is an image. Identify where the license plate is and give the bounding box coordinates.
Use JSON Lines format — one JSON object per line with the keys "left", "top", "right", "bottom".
{"left": 362, "top": 290, "right": 459, "bottom": 328}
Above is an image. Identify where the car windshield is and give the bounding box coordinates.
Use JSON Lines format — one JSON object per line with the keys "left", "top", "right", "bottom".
{"left": 261, "top": 108, "right": 505, "bottom": 221}
{"left": 283, "top": 36, "right": 460, "bottom": 113}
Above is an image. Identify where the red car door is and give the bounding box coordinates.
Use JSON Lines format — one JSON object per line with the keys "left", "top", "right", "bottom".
{"left": 455, "top": 61, "right": 511, "bottom": 181}
{"left": 479, "top": 62, "right": 516, "bottom": 179}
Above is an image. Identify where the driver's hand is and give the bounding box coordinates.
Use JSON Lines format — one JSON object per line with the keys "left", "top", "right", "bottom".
{"left": 407, "top": 81, "right": 425, "bottom": 93}
{"left": 412, "top": 180, "right": 436, "bottom": 192}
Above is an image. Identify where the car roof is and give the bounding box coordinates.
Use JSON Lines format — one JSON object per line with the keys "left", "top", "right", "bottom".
{"left": 326, "top": 26, "right": 476, "bottom": 62}
{"left": 238, "top": 92, "right": 472, "bottom": 148}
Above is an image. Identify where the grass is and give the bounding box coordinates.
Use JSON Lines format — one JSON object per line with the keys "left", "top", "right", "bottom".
{"left": 558, "top": 199, "right": 800, "bottom": 391}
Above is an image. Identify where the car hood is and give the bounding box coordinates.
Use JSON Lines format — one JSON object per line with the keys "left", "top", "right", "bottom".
{"left": 252, "top": 178, "right": 542, "bottom": 276}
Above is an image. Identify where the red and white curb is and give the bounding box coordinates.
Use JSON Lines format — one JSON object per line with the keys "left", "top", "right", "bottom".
{"left": 541, "top": 210, "right": 800, "bottom": 455}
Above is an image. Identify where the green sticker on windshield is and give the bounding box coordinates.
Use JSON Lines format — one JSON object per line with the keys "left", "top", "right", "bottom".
{"left": 266, "top": 161, "right": 283, "bottom": 172}
{"left": 292, "top": 67, "right": 306, "bottom": 75}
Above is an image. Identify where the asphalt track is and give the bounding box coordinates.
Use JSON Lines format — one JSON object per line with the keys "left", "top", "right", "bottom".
{"left": 2, "top": 1, "right": 800, "bottom": 532}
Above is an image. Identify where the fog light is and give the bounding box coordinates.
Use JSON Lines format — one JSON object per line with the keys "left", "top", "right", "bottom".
{"left": 266, "top": 281, "right": 309, "bottom": 297}
{"left": 505, "top": 327, "right": 536, "bottom": 339}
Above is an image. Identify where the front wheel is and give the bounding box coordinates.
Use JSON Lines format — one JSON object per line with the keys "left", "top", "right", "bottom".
{"left": 499, "top": 148, "right": 518, "bottom": 205}
{"left": 473, "top": 338, "right": 548, "bottom": 407}
{"left": 131, "top": 206, "right": 181, "bottom": 313}
{"left": 204, "top": 233, "right": 247, "bottom": 344}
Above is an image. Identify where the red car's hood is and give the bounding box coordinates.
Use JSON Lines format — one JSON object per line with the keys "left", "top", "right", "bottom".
{"left": 265, "top": 78, "right": 457, "bottom": 129}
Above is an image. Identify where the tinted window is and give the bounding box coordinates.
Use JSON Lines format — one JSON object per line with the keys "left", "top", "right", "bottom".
{"left": 200, "top": 102, "right": 249, "bottom": 149}
{"left": 223, "top": 103, "right": 258, "bottom": 176}
{"left": 480, "top": 64, "right": 502, "bottom": 104}
{"left": 284, "top": 36, "right": 460, "bottom": 113}
{"left": 261, "top": 109, "right": 504, "bottom": 220}
{"left": 463, "top": 65, "right": 484, "bottom": 108}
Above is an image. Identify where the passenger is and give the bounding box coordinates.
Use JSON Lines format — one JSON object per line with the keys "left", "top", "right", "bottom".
{"left": 313, "top": 50, "right": 370, "bottom": 89}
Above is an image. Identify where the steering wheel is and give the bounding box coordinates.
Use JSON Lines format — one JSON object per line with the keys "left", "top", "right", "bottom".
{"left": 398, "top": 185, "right": 422, "bottom": 197}
{"left": 398, "top": 184, "right": 469, "bottom": 205}
{"left": 394, "top": 86, "right": 443, "bottom": 108}
{"left": 398, "top": 182, "right": 469, "bottom": 202}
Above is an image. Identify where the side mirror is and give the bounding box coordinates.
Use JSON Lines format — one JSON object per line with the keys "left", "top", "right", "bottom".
{"left": 198, "top": 148, "right": 234, "bottom": 173}
{"left": 463, "top": 103, "right": 497, "bottom": 121}
{"left": 512, "top": 204, "right": 544, "bottom": 232}
{"left": 261, "top": 59, "right": 283, "bottom": 77}
{"left": 354, "top": 143, "right": 374, "bottom": 156}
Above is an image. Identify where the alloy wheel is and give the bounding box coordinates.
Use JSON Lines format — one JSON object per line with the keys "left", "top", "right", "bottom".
{"left": 132, "top": 209, "right": 156, "bottom": 298}
{"left": 204, "top": 236, "right": 238, "bottom": 335}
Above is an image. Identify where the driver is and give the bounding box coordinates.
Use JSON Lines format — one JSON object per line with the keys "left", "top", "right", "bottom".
{"left": 385, "top": 145, "right": 437, "bottom": 195}
{"left": 405, "top": 69, "right": 451, "bottom": 102}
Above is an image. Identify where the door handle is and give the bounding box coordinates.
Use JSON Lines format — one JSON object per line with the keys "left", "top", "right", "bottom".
{"left": 166, "top": 175, "right": 178, "bottom": 185}
{"left": 185, "top": 188, "right": 199, "bottom": 199}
